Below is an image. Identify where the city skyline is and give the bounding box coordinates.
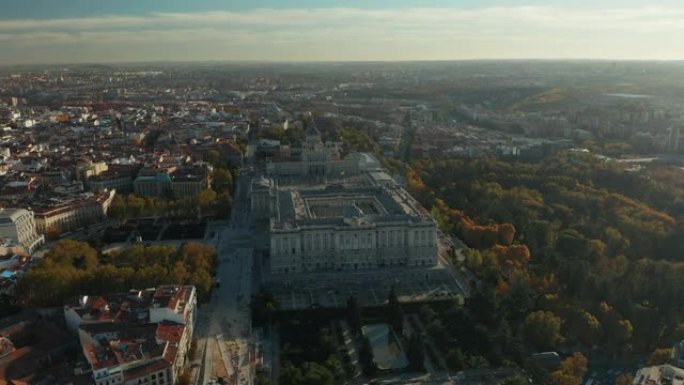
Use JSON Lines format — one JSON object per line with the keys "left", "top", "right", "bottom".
{"left": 1, "top": 0, "right": 684, "bottom": 64}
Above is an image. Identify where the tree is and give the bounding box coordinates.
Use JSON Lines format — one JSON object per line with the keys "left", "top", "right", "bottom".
{"left": 603, "top": 309, "right": 633, "bottom": 351}
{"left": 216, "top": 191, "right": 232, "bottom": 218}
{"left": 446, "top": 348, "right": 466, "bottom": 371}
{"left": 280, "top": 361, "right": 303, "bottom": 385}
{"left": 359, "top": 336, "right": 377, "bottom": 377}
{"left": 566, "top": 309, "right": 602, "bottom": 347}
{"left": 465, "top": 248, "right": 483, "bottom": 270}
{"left": 499, "top": 223, "right": 516, "bottom": 246}
{"left": 648, "top": 348, "right": 673, "bottom": 366}
{"left": 300, "top": 362, "right": 334, "bottom": 385}
{"left": 108, "top": 194, "right": 127, "bottom": 221}
{"left": 324, "top": 354, "right": 345, "bottom": 380}
{"left": 524, "top": 311, "right": 562, "bottom": 350}
{"left": 549, "top": 353, "right": 588, "bottom": 385}
{"left": 419, "top": 304, "right": 437, "bottom": 324}
{"left": 673, "top": 323, "right": 684, "bottom": 341}
{"left": 346, "top": 295, "right": 362, "bottom": 336}
{"left": 126, "top": 194, "right": 145, "bottom": 218}
{"left": 500, "top": 280, "right": 534, "bottom": 323}
{"left": 255, "top": 370, "right": 271, "bottom": 385}
{"left": 407, "top": 333, "right": 425, "bottom": 371}
{"left": 615, "top": 374, "right": 634, "bottom": 385}
{"left": 19, "top": 241, "right": 216, "bottom": 307}
{"left": 46, "top": 240, "right": 98, "bottom": 269}
{"left": 213, "top": 168, "right": 234, "bottom": 193}
{"left": 466, "top": 355, "right": 490, "bottom": 369}
{"left": 559, "top": 353, "right": 588, "bottom": 379}
{"left": 205, "top": 149, "right": 221, "bottom": 167}
{"left": 251, "top": 290, "right": 279, "bottom": 326}
{"left": 502, "top": 377, "right": 529, "bottom": 385}
{"left": 197, "top": 188, "right": 217, "bottom": 216}
{"left": 387, "top": 286, "right": 404, "bottom": 336}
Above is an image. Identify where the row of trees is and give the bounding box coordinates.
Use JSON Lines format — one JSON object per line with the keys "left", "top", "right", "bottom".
{"left": 18, "top": 240, "right": 217, "bottom": 306}
{"left": 108, "top": 189, "right": 231, "bottom": 220}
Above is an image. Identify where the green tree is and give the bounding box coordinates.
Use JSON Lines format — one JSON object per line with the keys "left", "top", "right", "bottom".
{"left": 346, "top": 295, "right": 362, "bottom": 336}
{"left": 466, "top": 355, "right": 490, "bottom": 369}
{"left": 251, "top": 290, "right": 279, "bottom": 326}
{"left": 498, "top": 223, "right": 516, "bottom": 246}
{"left": 300, "top": 362, "right": 334, "bottom": 385}
{"left": 280, "top": 361, "right": 303, "bottom": 385}
{"left": 46, "top": 240, "right": 99, "bottom": 270}
{"left": 407, "top": 333, "right": 425, "bottom": 371}
{"left": 255, "top": 370, "right": 271, "bottom": 385}
{"left": 566, "top": 309, "right": 602, "bottom": 347}
{"left": 359, "top": 336, "right": 377, "bottom": 377}
{"left": 216, "top": 191, "right": 232, "bottom": 218}
{"left": 205, "top": 149, "right": 221, "bottom": 168}
{"left": 387, "top": 286, "right": 404, "bottom": 336}
{"left": 502, "top": 377, "right": 529, "bottom": 385}
{"left": 213, "top": 168, "right": 234, "bottom": 193}
{"left": 197, "top": 188, "right": 218, "bottom": 215}
{"left": 126, "top": 194, "right": 145, "bottom": 218}
{"left": 524, "top": 311, "right": 562, "bottom": 350}
{"left": 108, "top": 194, "right": 127, "bottom": 221}
{"left": 446, "top": 348, "right": 466, "bottom": 371}
{"left": 323, "top": 355, "right": 345, "bottom": 380}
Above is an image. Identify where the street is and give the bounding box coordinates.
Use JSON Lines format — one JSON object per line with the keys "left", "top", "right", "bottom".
{"left": 194, "top": 172, "right": 257, "bottom": 385}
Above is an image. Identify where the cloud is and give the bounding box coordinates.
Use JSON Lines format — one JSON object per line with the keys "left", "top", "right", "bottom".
{"left": 1, "top": 6, "right": 684, "bottom": 63}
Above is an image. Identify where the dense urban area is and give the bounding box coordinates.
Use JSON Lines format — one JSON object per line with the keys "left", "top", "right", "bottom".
{"left": 1, "top": 61, "right": 684, "bottom": 385}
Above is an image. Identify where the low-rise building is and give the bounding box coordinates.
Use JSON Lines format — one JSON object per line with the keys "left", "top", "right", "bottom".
{"left": 0, "top": 178, "right": 39, "bottom": 202}
{"left": 65, "top": 286, "right": 197, "bottom": 385}
{"left": 80, "top": 321, "right": 188, "bottom": 385}
{"left": 88, "top": 169, "right": 136, "bottom": 194}
{"left": 170, "top": 167, "right": 209, "bottom": 198}
{"left": 133, "top": 167, "right": 173, "bottom": 197}
{"left": 32, "top": 190, "right": 116, "bottom": 234}
{"left": 64, "top": 285, "right": 197, "bottom": 336}
{"left": 0, "top": 316, "right": 75, "bottom": 384}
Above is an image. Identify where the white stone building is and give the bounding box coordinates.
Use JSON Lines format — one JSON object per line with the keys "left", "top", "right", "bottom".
{"left": 0, "top": 208, "right": 44, "bottom": 253}
{"left": 251, "top": 124, "right": 437, "bottom": 276}
{"left": 264, "top": 172, "right": 438, "bottom": 275}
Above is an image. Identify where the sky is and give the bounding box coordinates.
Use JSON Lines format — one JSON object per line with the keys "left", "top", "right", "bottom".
{"left": 1, "top": 0, "right": 683, "bottom": 64}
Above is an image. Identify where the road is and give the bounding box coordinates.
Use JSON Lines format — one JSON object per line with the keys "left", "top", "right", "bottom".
{"left": 195, "top": 172, "right": 256, "bottom": 385}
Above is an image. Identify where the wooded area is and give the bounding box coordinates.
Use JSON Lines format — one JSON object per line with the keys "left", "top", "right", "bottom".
{"left": 18, "top": 240, "right": 217, "bottom": 306}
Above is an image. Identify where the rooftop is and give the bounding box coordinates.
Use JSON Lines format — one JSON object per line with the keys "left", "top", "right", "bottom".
{"left": 271, "top": 170, "right": 432, "bottom": 231}
{"left": 0, "top": 319, "right": 74, "bottom": 384}
{"left": 81, "top": 321, "right": 183, "bottom": 373}
{"left": 67, "top": 285, "right": 195, "bottom": 325}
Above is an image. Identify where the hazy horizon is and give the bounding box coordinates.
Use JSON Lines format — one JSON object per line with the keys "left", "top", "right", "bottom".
{"left": 2, "top": 0, "right": 684, "bottom": 65}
